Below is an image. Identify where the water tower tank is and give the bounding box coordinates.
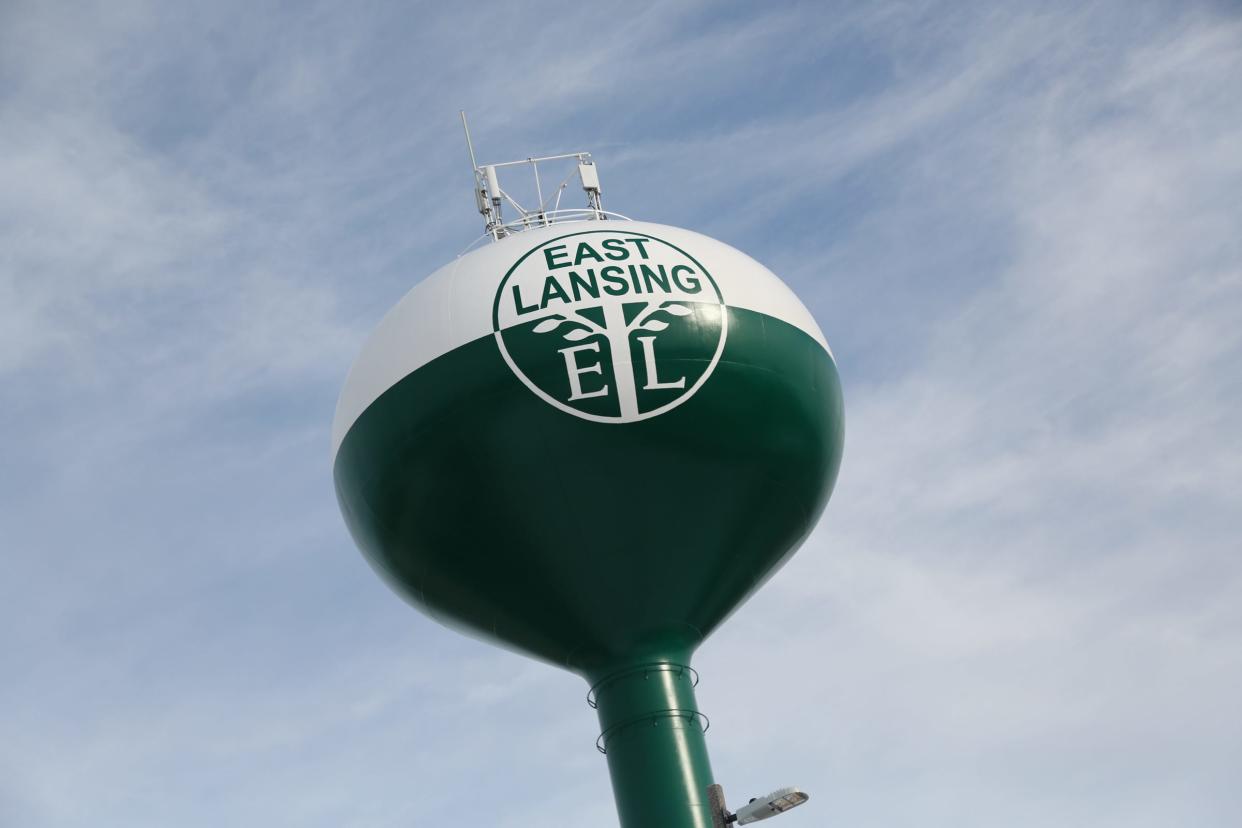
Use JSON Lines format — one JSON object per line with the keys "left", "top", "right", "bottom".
{"left": 332, "top": 144, "right": 844, "bottom": 827}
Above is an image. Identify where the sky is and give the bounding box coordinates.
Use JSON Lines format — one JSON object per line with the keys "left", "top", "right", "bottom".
{"left": 1, "top": 1, "right": 1240, "bottom": 826}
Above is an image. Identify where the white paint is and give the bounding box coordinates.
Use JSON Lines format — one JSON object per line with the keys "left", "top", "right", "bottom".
{"left": 637, "top": 337, "right": 685, "bottom": 391}
{"left": 558, "top": 342, "right": 609, "bottom": 401}
{"left": 332, "top": 220, "right": 833, "bottom": 457}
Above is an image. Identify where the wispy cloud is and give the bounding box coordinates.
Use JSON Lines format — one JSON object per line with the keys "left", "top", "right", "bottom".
{"left": 1, "top": 2, "right": 1238, "bottom": 826}
{"left": 700, "top": 10, "right": 1242, "bottom": 827}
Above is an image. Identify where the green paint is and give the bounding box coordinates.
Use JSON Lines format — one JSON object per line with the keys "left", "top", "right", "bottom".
{"left": 334, "top": 305, "right": 844, "bottom": 826}
{"left": 591, "top": 660, "right": 715, "bottom": 828}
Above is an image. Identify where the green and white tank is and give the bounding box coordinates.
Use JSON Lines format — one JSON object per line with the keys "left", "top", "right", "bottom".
{"left": 333, "top": 219, "right": 844, "bottom": 828}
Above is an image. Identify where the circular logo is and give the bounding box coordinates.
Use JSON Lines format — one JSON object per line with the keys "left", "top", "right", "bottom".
{"left": 492, "top": 230, "right": 728, "bottom": 423}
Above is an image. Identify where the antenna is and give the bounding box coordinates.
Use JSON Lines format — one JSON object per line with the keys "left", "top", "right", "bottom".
{"left": 459, "top": 110, "right": 478, "bottom": 171}
{"left": 456, "top": 112, "right": 622, "bottom": 243}
{"left": 461, "top": 111, "right": 503, "bottom": 236}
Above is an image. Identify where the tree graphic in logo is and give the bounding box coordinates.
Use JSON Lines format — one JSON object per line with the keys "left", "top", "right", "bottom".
{"left": 493, "top": 232, "right": 727, "bottom": 423}
{"left": 531, "top": 300, "right": 695, "bottom": 419}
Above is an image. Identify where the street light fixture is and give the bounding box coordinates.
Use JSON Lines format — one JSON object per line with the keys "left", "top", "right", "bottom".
{"left": 735, "top": 788, "right": 810, "bottom": 824}
{"left": 708, "top": 784, "right": 810, "bottom": 826}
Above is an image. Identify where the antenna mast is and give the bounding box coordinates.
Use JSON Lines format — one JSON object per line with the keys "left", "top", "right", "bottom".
{"left": 458, "top": 111, "right": 614, "bottom": 242}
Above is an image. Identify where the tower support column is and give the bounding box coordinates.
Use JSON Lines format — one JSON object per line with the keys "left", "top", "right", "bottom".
{"left": 588, "top": 660, "right": 716, "bottom": 828}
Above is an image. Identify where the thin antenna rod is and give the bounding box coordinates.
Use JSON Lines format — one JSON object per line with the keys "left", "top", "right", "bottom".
{"left": 460, "top": 111, "right": 479, "bottom": 172}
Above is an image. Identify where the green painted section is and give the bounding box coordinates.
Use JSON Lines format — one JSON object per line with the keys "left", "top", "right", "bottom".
{"left": 334, "top": 305, "right": 843, "bottom": 826}
{"left": 591, "top": 661, "right": 715, "bottom": 828}
{"left": 335, "top": 305, "right": 842, "bottom": 672}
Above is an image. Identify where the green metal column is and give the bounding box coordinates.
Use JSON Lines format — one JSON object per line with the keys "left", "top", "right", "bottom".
{"left": 589, "top": 660, "right": 715, "bottom": 828}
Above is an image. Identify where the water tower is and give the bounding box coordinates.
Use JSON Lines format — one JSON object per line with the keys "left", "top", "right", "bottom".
{"left": 332, "top": 117, "right": 844, "bottom": 827}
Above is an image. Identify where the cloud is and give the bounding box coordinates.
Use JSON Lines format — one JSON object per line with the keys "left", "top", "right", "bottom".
{"left": 1, "top": 2, "right": 1239, "bottom": 827}
{"left": 698, "top": 9, "right": 1242, "bottom": 827}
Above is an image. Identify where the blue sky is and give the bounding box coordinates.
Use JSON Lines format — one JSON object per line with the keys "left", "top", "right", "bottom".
{"left": 2, "top": 1, "right": 1240, "bottom": 826}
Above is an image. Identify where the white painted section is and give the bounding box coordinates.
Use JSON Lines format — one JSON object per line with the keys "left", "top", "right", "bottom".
{"left": 332, "top": 220, "right": 834, "bottom": 457}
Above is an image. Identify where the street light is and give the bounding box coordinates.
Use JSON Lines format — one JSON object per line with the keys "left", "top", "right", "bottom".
{"left": 735, "top": 788, "right": 810, "bottom": 824}
{"left": 708, "top": 784, "right": 810, "bottom": 826}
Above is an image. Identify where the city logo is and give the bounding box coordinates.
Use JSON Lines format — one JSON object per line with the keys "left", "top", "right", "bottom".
{"left": 492, "top": 230, "right": 727, "bottom": 423}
